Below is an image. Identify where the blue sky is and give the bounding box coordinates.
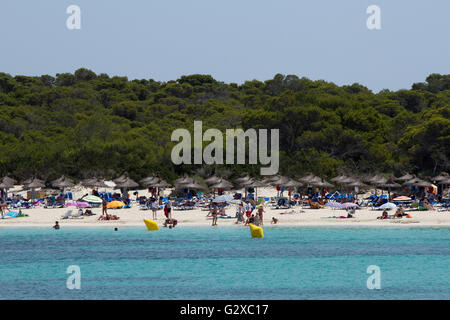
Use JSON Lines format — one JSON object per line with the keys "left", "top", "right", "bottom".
{"left": 0, "top": 0, "right": 448, "bottom": 91}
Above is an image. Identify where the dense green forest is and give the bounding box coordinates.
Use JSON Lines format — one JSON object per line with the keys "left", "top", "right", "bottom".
{"left": 0, "top": 69, "right": 448, "bottom": 183}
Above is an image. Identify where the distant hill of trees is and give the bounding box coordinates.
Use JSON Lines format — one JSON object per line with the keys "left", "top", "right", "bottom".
{"left": 0, "top": 69, "right": 448, "bottom": 182}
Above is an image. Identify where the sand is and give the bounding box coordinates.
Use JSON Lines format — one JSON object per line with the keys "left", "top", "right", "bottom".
{"left": 1, "top": 186, "right": 449, "bottom": 228}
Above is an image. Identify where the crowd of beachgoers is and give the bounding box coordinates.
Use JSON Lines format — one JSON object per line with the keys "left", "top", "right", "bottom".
{"left": 0, "top": 172, "right": 449, "bottom": 228}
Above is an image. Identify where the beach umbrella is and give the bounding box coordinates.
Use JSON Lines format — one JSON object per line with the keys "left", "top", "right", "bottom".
{"left": 348, "top": 181, "right": 368, "bottom": 188}
{"left": 433, "top": 174, "right": 449, "bottom": 183}
{"left": 26, "top": 178, "right": 45, "bottom": 200}
{"left": 107, "top": 200, "right": 125, "bottom": 208}
{"left": 412, "top": 180, "right": 432, "bottom": 188}
{"left": 115, "top": 177, "right": 139, "bottom": 199}
{"left": 81, "top": 178, "right": 97, "bottom": 187}
{"left": 340, "top": 202, "right": 358, "bottom": 209}
{"left": 241, "top": 179, "right": 266, "bottom": 200}
{"left": 212, "top": 195, "right": 234, "bottom": 203}
{"left": 66, "top": 201, "right": 90, "bottom": 208}
{"left": 393, "top": 196, "right": 412, "bottom": 201}
{"left": 52, "top": 177, "right": 75, "bottom": 189}
{"left": 0, "top": 179, "right": 14, "bottom": 201}
{"left": 396, "top": 173, "right": 414, "bottom": 181}
{"left": 379, "top": 202, "right": 397, "bottom": 210}
{"left": 378, "top": 179, "right": 401, "bottom": 201}
{"left": 181, "top": 182, "right": 207, "bottom": 190}
{"left": 314, "top": 179, "right": 334, "bottom": 188}
{"left": 210, "top": 179, "right": 233, "bottom": 190}
{"left": 330, "top": 175, "right": 348, "bottom": 183}
{"left": 82, "top": 195, "right": 103, "bottom": 204}
{"left": 2, "top": 176, "right": 16, "bottom": 185}
{"left": 92, "top": 179, "right": 109, "bottom": 188}
{"left": 140, "top": 176, "right": 159, "bottom": 186}
{"left": 235, "top": 174, "right": 251, "bottom": 184}
{"left": 114, "top": 173, "right": 130, "bottom": 184}
{"left": 299, "top": 173, "right": 321, "bottom": 184}
{"left": 204, "top": 176, "right": 222, "bottom": 185}
{"left": 115, "top": 177, "right": 139, "bottom": 189}
{"left": 152, "top": 179, "right": 172, "bottom": 188}
{"left": 174, "top": 175, "right": 194, "bottom": 185}
{"left": 403, "top": 177, "right": 421, "bottom": 185}
{"left": 325, "top": 201, "right": 342, "bottom": 208}
{"left": 0, "top": 181, "right": 14, "bottom": 189}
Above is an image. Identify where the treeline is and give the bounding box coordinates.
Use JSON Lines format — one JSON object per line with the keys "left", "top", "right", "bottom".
{"left": 0, "top": 69, "right": 448, "bottom": 183}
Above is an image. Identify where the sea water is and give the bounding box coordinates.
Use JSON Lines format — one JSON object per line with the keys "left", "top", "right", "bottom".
{"left": 0, "top": 226, "right": 449, "bottom": 299}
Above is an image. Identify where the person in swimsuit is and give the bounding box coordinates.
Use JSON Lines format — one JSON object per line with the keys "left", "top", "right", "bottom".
{"left": 211, "top": 203, "right": 218, "bottom": 226}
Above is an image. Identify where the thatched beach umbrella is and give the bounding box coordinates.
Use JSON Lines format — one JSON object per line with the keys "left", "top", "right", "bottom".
{"left": 174, "top": 175, "right": 194, "bottom": 185}
{"left": 433, "top": 173, "right": 449, "bottom": 183}
{"left": 204, "top": 176, "right": 222, "bottom": 185}
{"left": 140, "top": 177, "right": 160, "bottom": 187}
{"left": 26, "top": 178, "right": 46, "bottom": 200}
{"left": 348, "top": 181, "right": 368, "bottom": 188}
{"left": 379, "top": 179, "right": 401, "bottom": 200}
{"left": 0, "top": 176, "right": 16, "bottom": 201}
{"left": 115, "top": 177, "right": 138, "bottom": 199}
{"left": 241, "top": 179, "right": 266, "bottom": 200}
{"left": 210, "top": 179, "right": 233, "bottom": 190}
{"left": 114, "top": 173, "right": 130, "bottom": 184}
{"left": 140, "top": 175, "right": 159, "bottom": 185}
{"left": 234, "top": 175, "right": 252, "bottom": 185}
{"left": 396, "top": 173, "right": 414, "bottom": 181}
{"left": 152, "top": 179, "right": 172, "bottom": 188}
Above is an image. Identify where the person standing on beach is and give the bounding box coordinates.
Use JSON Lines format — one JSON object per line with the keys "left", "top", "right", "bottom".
{"left": 257, "top": 206, "right": 264, "bottom": 226}
{"left": 211, "top": 203, "right": 218, "bottom": 226}
{"left": 164, "top": 200, "right": 172, "bottom": 219}
{"left": 102, "top": 198, "right": 107, "bottom": 216}
{"left": 151, "top": 198, "right": 158, "bottom": 220}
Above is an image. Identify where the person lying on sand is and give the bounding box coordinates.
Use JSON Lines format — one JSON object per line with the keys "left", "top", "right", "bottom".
{"left": 377, "top": 210, "right": 389, "bottom": 220}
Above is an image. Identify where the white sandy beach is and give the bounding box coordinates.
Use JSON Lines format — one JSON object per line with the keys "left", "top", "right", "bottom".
{"left": 1, "top": 186, "right": 449, "bottom": 228}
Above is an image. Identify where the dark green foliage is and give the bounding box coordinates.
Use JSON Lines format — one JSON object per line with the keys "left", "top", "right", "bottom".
{"left": 0, "top": 69, "right": 448, "bottom": 182}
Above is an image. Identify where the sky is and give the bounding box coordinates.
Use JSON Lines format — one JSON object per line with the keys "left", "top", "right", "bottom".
{"left": 0, "top": 0, "right": 449, "bottom": 92}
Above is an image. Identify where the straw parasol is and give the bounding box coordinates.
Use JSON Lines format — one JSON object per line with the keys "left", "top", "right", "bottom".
{"left": 348, "top": 181, "right": 368, "bottom": 188}
{"left": 396, "top": 173, "right": 414, "bottom": 181}
{"left": 234, "top": 174, "right": 252, "bottom": 184}
{"left": 181, "top": 182, "right": 207, "bottom": 190}
{"left": 140, "top": 175, "right": 159, "bottom": 185}
{"left": 433, "top": 173, "right": 449, "bottom": 183}
{"left": 298, "top": 173, "right": 319, "bottom": 184}
{"left": 241, "top": 179, "right": 266, "bottom": 200}
{"left": 26, "top": 178, "right": 46, "bottom": 200}
{"left": 210, "top": 179, "right": 233, "bottom": 190}
{"left": 174, "top": 175, "right": 194, "bottom": 185}
{"left": 115, "top": 177, "right": 139, "bottom": 189}
{"left": 204, "top": 176, "right": 222, "bottom": 185}
{"left": 2, "top": 176, "right": 17, "bottom": 185}
{"left": 152, "top": 179, "right": 172, "bottom": 188}
{"left": 378, "top": 179, "right": 401, "bottom": 200}
{"left": 330, "top": 175, "right": 348, "bottom": 183}
{"left": 114, "top": 173, "right": 130, "bottom": 184}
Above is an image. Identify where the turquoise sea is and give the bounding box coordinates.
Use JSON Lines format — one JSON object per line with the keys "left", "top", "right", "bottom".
{"left": 0, "top": 226, "right": 449, "bottom": 300}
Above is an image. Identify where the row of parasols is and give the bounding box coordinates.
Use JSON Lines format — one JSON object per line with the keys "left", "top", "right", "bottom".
{"left": 0, "top": 172, "right": 448, "bottom": 197}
